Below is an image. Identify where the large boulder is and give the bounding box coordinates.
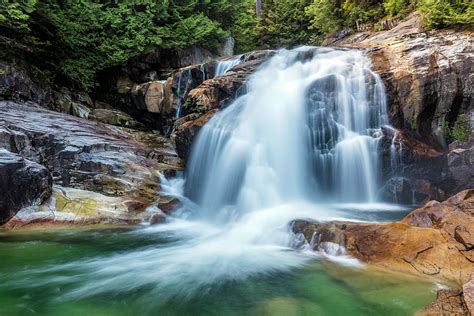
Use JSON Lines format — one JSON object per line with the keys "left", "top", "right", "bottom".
{"left": 292, "top": 189, "right": 474, "bottom": 285}
{"left": 0, "top": 149, "right": 52, "bottom": 224}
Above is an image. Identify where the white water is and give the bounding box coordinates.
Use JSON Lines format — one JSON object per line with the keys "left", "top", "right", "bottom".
{"left": 214, "top": 55, "right": 243, "bottom": 77}
{"left": 24, "top": 47, "right": 399, "bottom": 301}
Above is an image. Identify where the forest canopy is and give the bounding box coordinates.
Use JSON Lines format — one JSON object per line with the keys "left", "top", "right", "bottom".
{"left": 0, "top": 0, "right": 471, "bottom": 90}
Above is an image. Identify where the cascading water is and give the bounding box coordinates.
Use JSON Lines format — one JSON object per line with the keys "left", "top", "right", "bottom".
{"left": 187, "top": 47, "right": 389, "bottom": 222}
{"left": 11, "top": 47, "right": 404, "bottom": 304}
{"left": 214, "top": 55, "right": 243, "bottom": 77}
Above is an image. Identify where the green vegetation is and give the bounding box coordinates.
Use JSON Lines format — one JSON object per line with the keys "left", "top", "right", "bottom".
{"left": 451, "top": 114, "right": 471, "bottom": 142}
{"left": 0, "top": 0, "right": 255, "bottom": 90}
{"left": 0, "top": 0, "right": 471, "bottom": 90}
{"left": 257, "top": 0, "right": 472, "bottom": 46}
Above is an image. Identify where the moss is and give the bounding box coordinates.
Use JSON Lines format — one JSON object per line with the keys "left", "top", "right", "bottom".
{"left": 411, "top": 116, "right": 418, "bottom": 130}
{"left": 451, "top": 114, "right": 471, "bottom": 142}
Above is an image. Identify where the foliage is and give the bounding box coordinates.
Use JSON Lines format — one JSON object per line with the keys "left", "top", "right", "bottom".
{"left": 418, "top": 0, "right": 473, "bottom": 29}
{"left": 0, "top": 0, "right": 36, "bottom": 31}
{"left": 256, "top": 0, "right": 312, "bottom": 48}
{"left": 1, "top": 0, "right": 472, "bottom": 90}
{"left": 451, "top": 114, "right": 471, "bottom": 142}
{"left": 305, "top": 0, "right": 341, "bottom": 34}
{"left": 0, "top": 0, "right": 254, "bottom": 90}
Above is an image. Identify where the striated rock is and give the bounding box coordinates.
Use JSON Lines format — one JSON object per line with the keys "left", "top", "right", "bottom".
{"left": 0, "top": 101, "right": 182, "bottom": 204}
{"left": 171, "top": 50, "right": 274, "bottom": 160}
{"left": 334, "top": 12, "right": 473, "bottom": 149}
{"left": 0, "top": 149, "right": 52, "bottom": 224}
{"left": 292, "top": 190, "right": 474, "bottom": 285}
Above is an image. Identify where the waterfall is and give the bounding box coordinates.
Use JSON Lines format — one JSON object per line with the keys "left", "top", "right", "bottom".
{"left": 26, "top": 47, "right": 398, "bottom": 300}
{"left": 214, "top": 55, "right": 243, "bottom": 77}
{"left": 223, "top": 36, "right": 235, "bottom": 56}
{"left": 186, "top": 47, "right": 389, "bottom": 222}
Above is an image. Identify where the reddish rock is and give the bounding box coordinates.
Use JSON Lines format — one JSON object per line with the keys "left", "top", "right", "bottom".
{"left": 293, "top": 190, "right": 474, "bottom": 285}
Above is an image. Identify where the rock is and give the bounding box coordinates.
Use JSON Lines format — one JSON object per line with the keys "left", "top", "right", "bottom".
{"left": 0, "top": 101, "right": 182, "bottom": 204}
{"left": 71, "top": 102, "right": 91, "bottom": 119}
{"left": 132, "top": 81, "right": 166, "bottom": 113}
{"left": 334, "top": 12, "right": 473, "bottom": 149}
{"left": 149, "top": 211, "right": 166, "bottom": 225}
{"left": 464, "top": 278, "right": 474, "bottom": 315}
{"left": 158, "top": 198, "right": 180, "bottom": 214}
{"left": 417, "top": 289, "right": 468, "bottom": 315}
{"left": 172, "top": 109, "right": 219, "bottom": 160}
{"left": 0, "top": 63, "right": 51, "bottom": 105}
{"left": 122, "top": 200, "right": 148, "bottom": 213}
{"left": 90, "top": 108, "right": 145, "bottom": 129}
{"left": 292, "top": 190, "right": 474, "bottom": 285}
{"left": 171, "top": 50, "right": 274, "bottom": 160}
{"left": 0, "top": 149, "right": 52, "bottom": 224}
{"left": 4, "top": 186, "right": 150, "bottom": 229}
{"left": 379, "top": 177, "right": 414, "bottom": 204}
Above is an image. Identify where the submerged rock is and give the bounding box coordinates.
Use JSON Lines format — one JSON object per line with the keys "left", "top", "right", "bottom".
{"left": 292, "top": 189, "right": 474, "bottom": 285}
{"left": 0, "top": 149, "right": 52, "bottom": 224}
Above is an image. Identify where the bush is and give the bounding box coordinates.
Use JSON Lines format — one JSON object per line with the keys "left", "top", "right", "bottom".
{"left": 418, "top": 0, "right": 474, "bottom": 29}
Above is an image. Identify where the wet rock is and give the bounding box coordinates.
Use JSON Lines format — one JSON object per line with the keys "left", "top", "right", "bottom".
{"left": 0, "top": 149, "right": 52, "bottom": 224}
{"left": 0, "top": 101, "right": 182, "bottom": 204}
{"left": 417, "top": 288, "right": 468, "bottom": 315}
{"left": 149, "top": 211, "right": 166, "bottom": 225}
{"left": 334, "top": 13, "right": 473, "bottom": 149}
{"left": 292, "top": 190, "right": 474, "bottom": 285}
{"left": 379, "top": 177, "right": 414, "bottom": 204}
{"left": 158, "top": 198, "right": 180, "bottom": 215}
{"left": 171, "top": 51, "right": 274, "bottom": 160}
{"left": 4, "top": 186, "right": 148, "bottom": 229}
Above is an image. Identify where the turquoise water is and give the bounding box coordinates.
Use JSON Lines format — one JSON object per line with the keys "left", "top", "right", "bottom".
{"left": 0, "top": 227, "right": 440, "bottom": 316}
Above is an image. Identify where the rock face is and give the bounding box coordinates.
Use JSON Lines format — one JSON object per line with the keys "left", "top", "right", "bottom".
{"left": 0, "top": 101, "right": 181, "bottom": 200}
{"left": 333, "top": 12, "right": 473, "bottom": 149}
{"left": 0, "top": 101, "right": 182, "bottom": 227}
{"left": 292, "top": 189, "right": 474, "bottom": 285}
{"left": 0, "top": 149, "right": 52, "bottom": 224}
{"left": 329, "top": 13, "right": 473, "bottom": 199}
{"left": 172, "top": 50, "right": 274, "bottom": 160}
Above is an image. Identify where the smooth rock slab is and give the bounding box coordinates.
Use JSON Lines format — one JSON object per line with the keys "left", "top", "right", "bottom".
{"left": 0, "top": 101, "right": 182, "bottom": 203}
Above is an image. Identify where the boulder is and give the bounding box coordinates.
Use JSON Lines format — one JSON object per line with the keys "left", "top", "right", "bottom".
{"left": 0, "top": 149, "right": 52, "bottom": 224}
{"left": 292, "top": 190, "right": 474, "bottom": 285}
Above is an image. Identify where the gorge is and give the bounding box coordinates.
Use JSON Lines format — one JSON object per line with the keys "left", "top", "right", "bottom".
{"left": 0, "top": 9, "right": 472, "bottom": 316}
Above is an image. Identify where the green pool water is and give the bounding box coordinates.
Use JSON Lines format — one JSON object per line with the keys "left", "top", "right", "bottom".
{"left": 0, "top": 227, "right": 442, "bottom": 316}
